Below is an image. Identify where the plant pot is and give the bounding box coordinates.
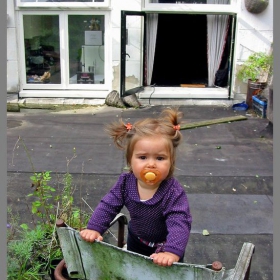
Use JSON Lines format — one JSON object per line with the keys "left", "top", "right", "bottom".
{"left": 267, "top": 84, "right": 273, "bottom": 123}
{"left": 51, "top": 259, "right": 72, "bottom": 280}
{"left": 246, "top": 80, "right": 267, "bottom": 109}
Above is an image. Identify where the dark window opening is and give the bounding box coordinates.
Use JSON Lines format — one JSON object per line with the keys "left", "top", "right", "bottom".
{"left": 151, "top": 14, "right": 208, "bottom": 87}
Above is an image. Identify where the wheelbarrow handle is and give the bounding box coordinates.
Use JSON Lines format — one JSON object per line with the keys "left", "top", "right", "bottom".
{"left": 109, "top": 213, "right": 128, "bottom": 248}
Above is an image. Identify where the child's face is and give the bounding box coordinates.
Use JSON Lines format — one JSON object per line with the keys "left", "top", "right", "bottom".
{"left": 130, "top": 136, "right": 171, "bottom": 187}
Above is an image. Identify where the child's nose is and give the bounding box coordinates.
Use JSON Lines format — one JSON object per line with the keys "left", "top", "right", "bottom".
{"left": 147, "top": 159, "right": 156, "bottom": 168}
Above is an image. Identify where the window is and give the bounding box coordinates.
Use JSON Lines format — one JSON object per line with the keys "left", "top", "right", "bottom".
{"left": 143, "top": 0, "right": 236, "bottom": 14}
{"left": 20, "top": 0, "right": 103, "bottom": 2}
{"left": 17, "top": 0, "right": 109, "bottom": 8}
{"left": 20, "top": 11, "right": 108, "bottom": 93}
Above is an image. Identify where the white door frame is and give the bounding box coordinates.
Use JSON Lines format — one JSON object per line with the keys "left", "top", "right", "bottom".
{"left": 140, "top": 1, "right": 237, "bottom": 99}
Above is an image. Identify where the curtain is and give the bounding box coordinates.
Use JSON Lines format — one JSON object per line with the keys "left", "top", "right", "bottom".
{"left": 146, "top": 14, "right": 158, "bottom": 85}
{"left": 207, "top": 0, "right": 230, "bottom": 87}
{"left": 146, "top": 0, "right": 158, "bottom": 85}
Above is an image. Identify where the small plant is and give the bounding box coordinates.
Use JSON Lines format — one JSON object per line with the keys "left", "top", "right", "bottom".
{"left": 7, "top": 207, "right": 20, "bottom": 242}
{"left": 7, "top": 224, "right": 50, "bottom": 280}
{"left": 8, "top": 138, "right": 91, "bottom": 279}
{"left": 28, "top": 171, "right": 57, "bottom": 225}
{"left": 236, "top": 51, "right": 273, "bottom": 83}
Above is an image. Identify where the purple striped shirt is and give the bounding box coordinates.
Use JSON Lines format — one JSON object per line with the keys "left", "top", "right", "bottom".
{"left": 87, "top": 172, "right": 192, "bottom": 258}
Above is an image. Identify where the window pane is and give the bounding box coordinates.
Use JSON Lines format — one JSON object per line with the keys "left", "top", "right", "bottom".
{"left": 20, "top": 1, "right": 105, "bottom": 2}
{"left": 24, "top": 15, "right": 61, "bottom": 84}
{"left": 37, "top": 0, "right": 93, "bottom": 2}
{"left": 148, "top": 0, "right": 230, "bottom": 3}
{"left": 68, "top": 15, "right": 105, "bottom": 85}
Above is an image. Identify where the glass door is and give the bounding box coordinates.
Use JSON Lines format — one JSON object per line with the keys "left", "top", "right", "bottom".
{"left": 120, "top": 11, "right": 146, "bottom": 98}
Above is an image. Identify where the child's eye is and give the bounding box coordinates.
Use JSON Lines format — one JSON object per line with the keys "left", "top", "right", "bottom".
{"left": 139, "top": 156, "right": 146, "bottom": 160}
{"left": 157, "top": 157, "right": 165, "bottom": 161}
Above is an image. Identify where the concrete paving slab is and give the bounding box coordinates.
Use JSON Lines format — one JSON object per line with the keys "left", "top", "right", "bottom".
{"left": 188, "top": 194, "right": 273, "bottom": 234}
{"left": 7, "top": 139, "right": 124, "bottom": 174}
{"left": 176, "top": 142, "right": 273, "bottom": 176}
{"left": 176, "top": 175, "right": 273, "bottom": 195}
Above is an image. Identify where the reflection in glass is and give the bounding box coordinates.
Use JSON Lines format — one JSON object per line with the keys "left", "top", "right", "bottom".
{"left": 24, "top": 15, "right": 61, "bottom": 84}
{"left": 68, "top": 15, "right": 105, "bottom": 84}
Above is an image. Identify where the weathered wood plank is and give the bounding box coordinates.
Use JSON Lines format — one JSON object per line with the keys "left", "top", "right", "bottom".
{"left": 180, "top": 115, "right": 247, "bottom": 130}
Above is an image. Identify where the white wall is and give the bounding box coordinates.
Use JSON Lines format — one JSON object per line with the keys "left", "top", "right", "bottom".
{"left": 111, "top": 0, "right": 142, "bottom": 92}
{"left": 7, "top": 0, "right": 19, "bottom": 93}
{"left": 7, "top": 0, "right": 19, "bottom": 92}
{"left": 233, "top": 0, "right": 273, "bottom": 95}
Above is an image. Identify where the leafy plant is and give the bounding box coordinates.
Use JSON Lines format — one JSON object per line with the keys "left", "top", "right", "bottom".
{"left": 7, "top": 224, "right": 50, "bottom": 280}
{"left": 236, "top": 51, "right": 273, "bottom": 82}
{"left": 28, "top": 171, "right": 56, "bottom": 225}
{"left": 8, "top": 138, "right": 91, "bottom": 279}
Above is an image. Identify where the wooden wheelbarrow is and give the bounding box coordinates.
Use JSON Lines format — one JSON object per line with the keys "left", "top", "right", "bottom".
{"left": 55, "top": 214, "right": 255, "bottom": 280}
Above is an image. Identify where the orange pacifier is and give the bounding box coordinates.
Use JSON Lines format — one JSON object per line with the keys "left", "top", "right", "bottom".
{"left": 140, "top": 169, "right": 162, "bottom": 185}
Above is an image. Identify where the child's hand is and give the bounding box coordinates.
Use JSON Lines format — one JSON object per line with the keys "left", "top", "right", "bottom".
{"left": 79, "top": 229, "right": 103, "bottom": 243}
{"left": 150, "top": 252, "right": 180, "bottom": 266}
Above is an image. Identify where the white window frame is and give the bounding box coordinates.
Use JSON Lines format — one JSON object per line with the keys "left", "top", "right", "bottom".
{"left": 16, "top": 0, "right": 110, "bottom": 9}
{"left": 18, "top": 10, "right": 112, "bottom": 98}
{"left": 142, "top": 0, "right": 237, "bottom": 14}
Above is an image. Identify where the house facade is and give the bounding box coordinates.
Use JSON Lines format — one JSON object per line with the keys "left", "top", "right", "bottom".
{"left": 7, "top": 0, "right": 273, "bottom": 101}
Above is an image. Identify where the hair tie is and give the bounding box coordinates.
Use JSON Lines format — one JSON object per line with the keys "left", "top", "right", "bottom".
{"left": 173, "top": 125, "right": 180, "bottom": 131}
{"left": 125, "top": 123, "right": 133, "bottom": 131}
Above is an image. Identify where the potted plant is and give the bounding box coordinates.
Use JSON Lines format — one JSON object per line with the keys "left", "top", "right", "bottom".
{"left": 236, "top": 50, "right": 273, "bottom": 108}
{"left": 236, "top": 51, "right": 273, "bottom": 83}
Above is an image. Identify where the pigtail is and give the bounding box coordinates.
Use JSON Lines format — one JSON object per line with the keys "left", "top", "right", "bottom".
{"left": 105, "top": 119, "right": 131, "bottom": 149}
{"left": 160, "top": 107, "right": 183, "bottom": 127}
{"left": 160, "top": 107, "right": 183, "bottom": 148}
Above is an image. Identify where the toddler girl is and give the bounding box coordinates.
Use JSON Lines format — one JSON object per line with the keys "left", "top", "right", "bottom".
{"left": 80, "top": 107, "right": 192, "bottom": 267}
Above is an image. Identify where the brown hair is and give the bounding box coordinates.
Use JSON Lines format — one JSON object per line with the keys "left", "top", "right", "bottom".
{"left": 105, "top": 107, "right": 183, "bottom": 178}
